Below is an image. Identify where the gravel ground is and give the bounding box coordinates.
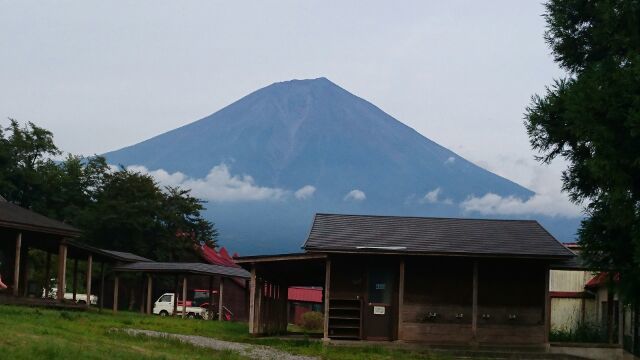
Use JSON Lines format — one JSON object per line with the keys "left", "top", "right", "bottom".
{"left": 121, "top": 328, "right": 319, "bottom": 360}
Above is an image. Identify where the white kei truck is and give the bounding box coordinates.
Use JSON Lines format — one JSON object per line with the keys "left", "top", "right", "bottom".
{"left": 152, "top": 293, "right": 207, "bottom": 318}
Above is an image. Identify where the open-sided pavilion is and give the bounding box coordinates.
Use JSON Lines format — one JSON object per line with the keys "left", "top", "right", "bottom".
{"left": 112, "top": 261, "right": 250, "bottom": 319}
{"left": 0, "top": 199, "right": 150, "bottom": 309}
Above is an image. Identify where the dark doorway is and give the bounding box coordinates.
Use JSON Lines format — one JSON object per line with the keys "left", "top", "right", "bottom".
{"left": 364, "top": 263, "right": 396, "bottom": 340}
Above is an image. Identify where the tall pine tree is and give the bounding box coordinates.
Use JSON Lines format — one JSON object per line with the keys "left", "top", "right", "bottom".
{"left": 526, "top": 0, "right": 640, "bottom": 302}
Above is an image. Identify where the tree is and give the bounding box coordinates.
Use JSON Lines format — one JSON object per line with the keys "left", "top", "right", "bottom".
{"left": 80, "top": 168, "right": 218, "bottom": 261}
{"left": 0, "top": 119, "right": 218, "bottom": 262}
{"left": 0, "top": 119, "right": 61, "bottom": 208}
{"left": 525, "top": 1, "right": 640, "bottom": 302}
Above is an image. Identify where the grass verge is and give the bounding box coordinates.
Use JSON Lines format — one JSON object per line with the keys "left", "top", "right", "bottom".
{"left": 0, "top": 304, "right": 448, "bottom": 359}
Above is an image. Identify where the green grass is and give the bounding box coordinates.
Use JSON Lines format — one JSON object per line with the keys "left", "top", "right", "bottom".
{"left": 0, "top": 304, "right": 448, "bottom": 360}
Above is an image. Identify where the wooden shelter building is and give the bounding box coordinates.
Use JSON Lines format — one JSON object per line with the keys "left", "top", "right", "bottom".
{"left": 0, "top": 199, "right": 150, "bottom": 309}
{"left": 237, "top": 214, "right": 576, "bottom": 346}
{"left": 112, "top": 262, "right": 250, "bottom": 319}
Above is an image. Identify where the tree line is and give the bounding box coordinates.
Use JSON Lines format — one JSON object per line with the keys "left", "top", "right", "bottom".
{"left": 0, "top": 119, "right": 217, "bottom": 262}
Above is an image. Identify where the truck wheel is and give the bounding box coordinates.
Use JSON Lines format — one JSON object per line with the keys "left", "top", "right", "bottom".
{"left": 159, "top": 310, "right": 169, "bottom": 317}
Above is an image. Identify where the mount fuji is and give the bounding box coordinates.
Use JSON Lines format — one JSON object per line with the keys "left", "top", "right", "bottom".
{"left": 103, "top": 78, "right": 580, "bottom": 254}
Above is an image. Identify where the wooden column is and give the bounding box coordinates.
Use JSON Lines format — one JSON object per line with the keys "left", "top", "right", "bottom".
{"left": 56, "top": 243, "right": 67, "bottom": 302}
{"left": 398, "top": 258, "right": 405, "bottom": 341}
{"left": 471, "top": 260, "right": 478, "bottom": 344}
{"left": 208, "top": 276, "right": 214, "bottom": 320}
{"left": 323, "top": 258, "right": 331, "bottom": 341}
{"left": 607, "top": 286, "right": 615, "bottom": 343}
{"left": 173, "top": 276, "right": 179, "bottom": 315}
{"left": 12, "top": 232, "right": 22, "bottom": 296}
{"left": 146, "top": 274, "right": 153, "bottom": 315}
{"left": 218, "top": 277, "right": 225, "bottom": 321}
{"left": 618, "top": 300, "right": 624, "bottom": 346}
{"left": 544, "top": 265, "right": 551, "bottom": 345}
{"left": 21, "top": 245, "right": 29, "bottom": 297}
{"left": 72, "top": 258, "right": 79, "bottom": 302}
{"left": 85, "top": 255, "right": 92, "bottom": 307}
{"left": 248, "top": 266, "right": 257, "bottom": 334}
{"left": 112, "top": 275, "right": 119, "bottom": 312}
{"left": 44, "top": 252, "right": 52, "bottom": 298}
{"left": 99, "top": 262, "right": 105, "bottom": 310}
{"left": 281, "top": 284, "right": 288, "bottom": 333}
{"left": 182, "top": 276, "right": 188, "bottom": 319}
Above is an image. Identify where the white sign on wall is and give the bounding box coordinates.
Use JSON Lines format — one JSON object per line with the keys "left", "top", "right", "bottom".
{"left": 373, "top": 306, "right": 385, "bottom": 315}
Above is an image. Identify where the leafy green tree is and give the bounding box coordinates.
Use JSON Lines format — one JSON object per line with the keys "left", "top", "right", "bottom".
{"left": 0, "top": 119, "right": 218, "bottom": 262}
{"left": 0, "top": 119, "right": 61, "bottom": 208}
{"left": 526, "top": 1, "right": 640, "bottom": 302}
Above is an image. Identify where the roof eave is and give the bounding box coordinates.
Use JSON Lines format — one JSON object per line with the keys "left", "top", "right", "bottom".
{"left": 304, "top": 247, "right": 575, "bottom": 260}
{"left": 0, "top": 220, "right": 82, "bottom": 238}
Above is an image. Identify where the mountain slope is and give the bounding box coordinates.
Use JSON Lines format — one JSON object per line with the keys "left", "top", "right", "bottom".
{"left": 103, "top": 78, "right": 577, "bottom": 254}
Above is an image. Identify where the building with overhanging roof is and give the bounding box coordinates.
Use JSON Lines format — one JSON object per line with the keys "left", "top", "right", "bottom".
{"left": 237, "top": 213, "right": 576, "bottom": 346}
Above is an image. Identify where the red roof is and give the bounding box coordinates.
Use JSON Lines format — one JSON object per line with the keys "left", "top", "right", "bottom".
{"left": 288, "top": 287, "right": 323, "bottom": 303}
{"left": 585, "top": 272, "right": 619, "bottom": 289}
{"left": 200, "top": 245, "right": 240, "bottom": 268}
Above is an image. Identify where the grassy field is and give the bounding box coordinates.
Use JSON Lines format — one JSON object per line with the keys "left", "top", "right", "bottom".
{"left": 0, "top": 304, "right": 448, "bottom": 360}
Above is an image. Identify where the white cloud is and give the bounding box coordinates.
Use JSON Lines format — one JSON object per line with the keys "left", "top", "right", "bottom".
{"left": 420, "top": 187, "right": 453, "bottom": 205}
{"left": 294, "top": 185, "right": 316, "bottom": 200}
{"left": 344, "top": 189, "right": 366, "bottom": 201}
{"left": 444, "top": 156, "right": 455, "bottom": 165}
{"left": 127, "top": 164, "right": 287, "bottom": 202}
{"left": 460, "top": 192, "right": 583, "bottom": 218}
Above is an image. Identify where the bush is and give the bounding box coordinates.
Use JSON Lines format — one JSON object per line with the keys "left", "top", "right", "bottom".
{"left": 301, "top": 311, "right": 323, "bottom": 331}
{"left": 550, "top": 322, "right": 607, "bottom": 343}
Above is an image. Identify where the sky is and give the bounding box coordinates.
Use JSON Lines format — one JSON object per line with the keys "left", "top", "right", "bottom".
{"left": 0, "top": 1, "right": 581, "bottom": 216}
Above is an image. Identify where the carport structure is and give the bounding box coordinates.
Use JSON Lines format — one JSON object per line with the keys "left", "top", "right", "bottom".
{"left": 112, "top": 262, "right": 250, "bottom": 319}
{"left": 0, "top": 199, "right": 151, "bottom": 309}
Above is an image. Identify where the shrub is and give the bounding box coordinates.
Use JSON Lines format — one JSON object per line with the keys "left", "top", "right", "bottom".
{"left": 301, "top": 311, "right": 323, "bottom": 331}
{"left": 550, "top": 322, "right": 607, "bottom": 343}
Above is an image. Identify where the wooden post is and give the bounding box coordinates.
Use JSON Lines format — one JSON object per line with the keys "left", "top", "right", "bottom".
{"left": 99, "top": 262, "right": 105, "bottom": 310}
{"left": 72, "top": 258, "right": 78, "bottom": 302}
{"left": 608, "top": 288, "right": 615, "bottom": 344}
{"left": 323, "top": 258, "right": 331, "bottom": 341}
{"left": 182, "top": 276, "right": 187, "bottom": 319}
{"left": 85, "top": 255, "right": 92, "bottom": 307}
{"left": 57, "top": 243, "right": 67, "bottom": 302}
{"left": 544, "top": 265, "right": 551, "bottom": 345}
{"left": 12, "top": 232, "right": 22, "bottom": 296}
{"left": 21, "top": 245, "right": 29, "bottom": 297}
{"left": 218, "top": 277, "right": 225, "bottom": 321}
{"left": 208, "top": 276, "right": 214, "bottom": 320}
{"left": 44, "top": 252, "right": 52, "bottom": 299}
{"left": 281, "top": 284, "right": 288, "bottom": 333}
{"left": 173, "top": 276, "right": 179, "bottom": 316}
{"left": 472, "top": 260, "right": 478, "bottom": 344}
{"left": 113, "top": 275, "right": 119, "bottom": 312}
{"left": 256, "top": 281, "right": 263, "bottom": 333}
{"left": 249, "top": 266, "right": 257, "bottom": 334}
{"left": 398, "top": 258, "right": 405, "bottom": 341}
{"left": 619, "top": 299, "right": 624, "bottom": 346}
{"left": 146, "top": 274, "right": 153, "bottom": 315}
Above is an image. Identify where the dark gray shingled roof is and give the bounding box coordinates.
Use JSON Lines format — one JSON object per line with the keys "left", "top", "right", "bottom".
{"left": 303, "top": 213, "right": 575, "bottom": 258}
{"left": 0, "top": 200, "right": 81, "bottom": 237}
{"left": 100, "top": 249, "right": 153, "bottom": 263}
{"left": 113, "top": 262, "right": 250, "bottom": 278}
